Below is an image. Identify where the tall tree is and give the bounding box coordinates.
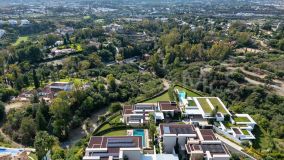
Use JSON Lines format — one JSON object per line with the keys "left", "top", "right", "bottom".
{"left": 33, "top": 69, "right": 40, "bottom": 89}
{"left": 34, "top": 131, "right": 57, "bottom": 160}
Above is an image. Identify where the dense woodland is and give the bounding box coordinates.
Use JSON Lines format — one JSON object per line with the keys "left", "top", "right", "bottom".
{"left": 0, "top": 13, "right": 283, "bottom": 160}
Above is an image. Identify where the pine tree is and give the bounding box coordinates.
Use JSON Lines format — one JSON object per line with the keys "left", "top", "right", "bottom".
{"left": 35, "top": 109, "right": 47, "bottom": 131}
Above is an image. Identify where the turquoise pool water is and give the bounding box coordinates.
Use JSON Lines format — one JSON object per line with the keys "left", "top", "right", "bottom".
{"left": 133, "top": 129, "right": 145, "bottom": 147}
{"left": 0, "top": 148, "right": 23, "bottom": 155}
{"left": 178, "top": 91, "right": 186, "bottom": 101}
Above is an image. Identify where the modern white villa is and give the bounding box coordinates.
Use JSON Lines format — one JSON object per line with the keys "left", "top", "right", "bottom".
{"left": 159, "top": 124, "right": 230, "bottom": 160}
{"left": 122, "top": 102, "right": 180, "bottom": 126}
{"left": 176, "top": 89, "right": 257, "bottom": 143}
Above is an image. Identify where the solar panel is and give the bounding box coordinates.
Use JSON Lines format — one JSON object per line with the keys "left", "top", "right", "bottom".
{"left": 107, "top": 143, "right": 136, "bottom": 148}
{"left": 108, "top": 138, "right": 133, "bottom": 143}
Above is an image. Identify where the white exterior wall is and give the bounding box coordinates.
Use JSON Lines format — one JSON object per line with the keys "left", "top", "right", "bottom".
{"left": 163, "top": 135, "right": 177, "bottom": 153}
{"left": 120, "top": 149, "right": 141, "bottom": 160}
{"left": 212, "top": 155, "right": 230, "bottom": 160}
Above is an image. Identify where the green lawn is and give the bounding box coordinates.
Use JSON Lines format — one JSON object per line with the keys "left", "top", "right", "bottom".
{"left": 209, "top": 98, "right": 229, "bottom": 114}
{"left": 143, "top": 85, "right": 202, "bottom": 103}
{"left": 144, "top": 92, "right": 170, "bottom": 103}
{"left": 174, "top": 86, "right": 201, "bottom": 97}
{"left": 97, "top": 124, "right": 111, "bottom": 133}
{"left": 234, "top": 117, "right": 250, "bottom": 122}
{"left": 13, "top": 36, "right": 29, "bottom": 46}
{"left": 242, "top": 129, "right": 250, "bottom": 135}
{"left": 103, "top": 130, "right": 127, "bottom": 136}
{"left": 188, "top": 100, "right": 196, "bottom": 106}
{"left": 196, "top": 98, "right": 212, "bottom": 113}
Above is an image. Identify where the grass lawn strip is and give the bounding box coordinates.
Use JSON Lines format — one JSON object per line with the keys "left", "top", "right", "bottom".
{"left": 242, "top": 129, "right": 250, "bottom": 135}
{"left": 209, "top": 98, "right": 229, "bottom": 114}
{"left": 197, "top": 98, "right": 212, "bottom": 113}
{"left": 234, "top": 117, "right": 250, "bottom": 122}
{"left": 144, "top": 92, "right": 170, "bottom": 103}
{"left": 103, "top": 130, "right": 127, "bottom": 136}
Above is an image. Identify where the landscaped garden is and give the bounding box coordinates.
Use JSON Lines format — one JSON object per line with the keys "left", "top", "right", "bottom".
{"left": 174, "top": 86, "right": 201, "bottom": 97}
{"left": 209, "top": 98, "right": 229, "bottom": 114}
{"left": 144, "top": 85, "right": 202, "bottom": 103}
{"left": 234, "top": 116, "right": 250, "bottom": 122}
{"left": 102, "top": 130, "right": 127, "bottom": 136}
{"left": 196, "top": 98, "right": 212, "bottom": 113}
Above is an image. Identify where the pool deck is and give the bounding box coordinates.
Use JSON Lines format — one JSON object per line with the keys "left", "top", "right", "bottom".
{"left": 128, "top": 129, "right": 149, "bottom": 148}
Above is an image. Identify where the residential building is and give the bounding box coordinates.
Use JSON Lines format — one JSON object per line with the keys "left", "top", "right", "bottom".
{"left": 158, "top": 101, "right": 180, "bottom": 117}
{"left": 8, "top": 20, "right": 17, "bottom": 26}
{"left": 0, "top": 148, "right": 29, "bottom": 160}
{"left": 185, "top": 128, "right": 230, "bottom": 160}
{"left": 0, "top": 29, "right": 5, "bottom": 38}
{"left": 49, "top": 82, "right": 73, "bottom": 91}
{"left": 159, "top": 124, "right": 197, "bottom": 153}
{"left": 122, "top": 101, "right": 181, "bottom": 126}
{"left": 158, "top": 124, "right": 230, "bottom": 159}
{"left": 123, "top": 103, "right": 163, "bottom": 126}
{"left": 20, "top": 19, "right": 30, "bottom": 26}
{"left": 218, "top": 114, "right": 256, "bottom": 141}
{"left": 83, "top": 136, "right": 143, "bottom": 160}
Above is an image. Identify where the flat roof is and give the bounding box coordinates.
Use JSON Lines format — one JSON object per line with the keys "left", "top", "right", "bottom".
{"left": 187, "top": 144, "right": 229, "bottom": 156}
{"left": 158, "top": 101, "right": 179, "bottom": 111}
{"left": 160, "top": 124, "right": 196, "bottom": 135}
{"left": 123, "top": 105, "right": 133, "bottom": 115}
{"left": 87, "top": 136, "right": 142, "bottom": 159}
{"left": 199, "top": 129, "right": 217, "bottom": 141}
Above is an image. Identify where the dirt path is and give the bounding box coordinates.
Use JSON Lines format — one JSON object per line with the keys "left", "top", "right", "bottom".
{"left": 226, "top": 65, "right": 284, "bottom": 96}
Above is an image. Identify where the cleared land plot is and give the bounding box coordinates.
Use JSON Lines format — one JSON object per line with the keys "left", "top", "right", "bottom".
{"left": 234, "top": 117, "right": 250, "bottom": 122}
{"left": 208, "top": 98, "right": 229, "bottom": 114}
{"left": 196, "top": 98, "right": 212, "bottom": 113}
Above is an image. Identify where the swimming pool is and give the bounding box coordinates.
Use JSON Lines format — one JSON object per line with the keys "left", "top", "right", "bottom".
{"left": 0, "top": 148, "right": 24, "bottom": 155}
{"left": 133, "top": 129, "right": 145, "bottom": 147}
{"left": 178, "top": 91, "right": 186, "bottom": 101}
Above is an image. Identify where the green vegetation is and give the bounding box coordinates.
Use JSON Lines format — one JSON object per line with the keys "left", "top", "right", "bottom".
{"left": 209, "top": 98, "right": 229, "bottom": 114}
{"left": 234, "top": 117, "right": 250, "bottom": 122}
{"left": 197, "top": 98, "right": 212, "bottom": 113}
{"left": 13, "top": 36, "right": 29, "bottom": 46}
{"left": 103, "top": 130, "right": 127, "bottom": 136}
{"left": 144, "top": 92, "right": 170, "bottom": 103}
{"left": 242, "top": 129, "right": 250, "bottom": 135}
{"left": 174, "top": 86, "right": 201, "bottom": 97}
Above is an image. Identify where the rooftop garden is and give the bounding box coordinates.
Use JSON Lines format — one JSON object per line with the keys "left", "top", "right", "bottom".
{"left": 242, "top": 129, "right": 250, "bottom": 136}
{"left": 234, "top": 116, "right": 250, "bottom": 122}
{"left": 208, "top": 98, "right": 229, "bottom": 114}
{"left": 196, "top": 98, "right": 212, "bottom": 113}
{"left": 188, "top": 100, "right": 196, "bottom": 106}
